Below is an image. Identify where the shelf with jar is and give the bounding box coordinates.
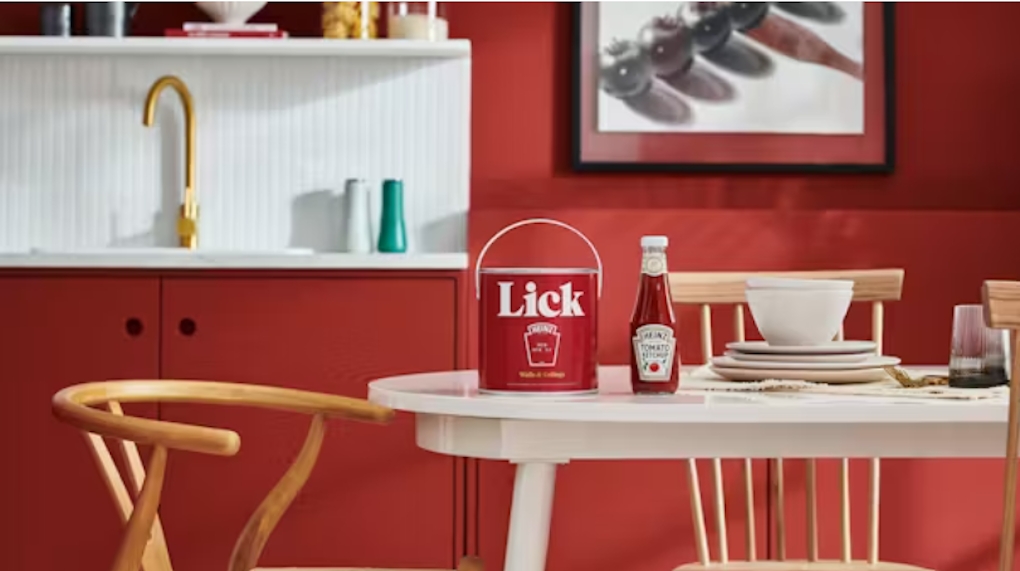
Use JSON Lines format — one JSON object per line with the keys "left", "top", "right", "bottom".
{"left": 13, "top": 1, "right": 464, "bottom": 57}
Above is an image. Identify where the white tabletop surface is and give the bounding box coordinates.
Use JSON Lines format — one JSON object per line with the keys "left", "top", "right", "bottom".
{"left": 369, "top": 365, "right": 1005, "bottom": 424}
{"left": 368, "top": 365, "right": 1010, "bottom": 460}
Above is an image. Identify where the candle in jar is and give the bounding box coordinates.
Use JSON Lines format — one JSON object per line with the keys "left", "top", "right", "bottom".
{"left": 388, "top": 13, "right": 448, "bottom": 40}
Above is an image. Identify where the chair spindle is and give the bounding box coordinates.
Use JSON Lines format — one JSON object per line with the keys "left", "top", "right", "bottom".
{"left": 772, "top": 459, "right": 786, "bottom": 560}
{"left": 872, "top": 301, "right": 885, "bottom": 355}
{"left": 711, "top": 458, "right": 729, "bottom": 563}
{"left": 687, "top": 459, "right": 711, "bottom": 565}
{"left": 806, "top": 458, "right": 818, "bottom": 561}
{"left": 868, "top": 457, "right": 881, "bottom": 565}
{"left": 700, "top": 304, "right": 713, "bottom": 364}
{"left": 840, "top": 459, "right": 851, "bottom": 563}
{"left": 743, "top": 458, "right": 756, "bottom": 561}
{"left": 734, "top": 304, "right": 746, "bottom": 343}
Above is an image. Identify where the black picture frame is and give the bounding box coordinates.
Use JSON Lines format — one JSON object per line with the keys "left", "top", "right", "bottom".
{"left": 570, "top": 2, "right": 896, "bottom": 174}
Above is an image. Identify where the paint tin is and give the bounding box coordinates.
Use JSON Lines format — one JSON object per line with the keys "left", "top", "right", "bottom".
{"left": 476, "top": 219, "right": 603, "bottom": 395}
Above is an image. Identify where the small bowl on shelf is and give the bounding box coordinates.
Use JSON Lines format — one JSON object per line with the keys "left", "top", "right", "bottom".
{"left": 195, "top": 2, "right": 267, "bottom": 25}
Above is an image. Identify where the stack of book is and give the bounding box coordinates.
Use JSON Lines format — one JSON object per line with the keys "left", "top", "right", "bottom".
{"left": 165, "top": 22, "right": 289, "bottom": 38}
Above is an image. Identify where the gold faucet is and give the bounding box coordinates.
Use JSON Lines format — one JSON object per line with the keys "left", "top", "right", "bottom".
{"left": 143, "top": 75, "right": 198, "bottom": 250}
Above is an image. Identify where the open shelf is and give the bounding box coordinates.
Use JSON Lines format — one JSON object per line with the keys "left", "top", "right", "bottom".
{"left": 0, "top": 36, "right": 470, "bottom": 58}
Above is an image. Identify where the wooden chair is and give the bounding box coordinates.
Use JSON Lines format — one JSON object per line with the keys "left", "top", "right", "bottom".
{"left": 982, "top": 280, "right": 1020, "bottom": 571}
{"left": 51, "top": 380, "right": 484, "bottom": 571}
{"left": 669, "top": 269, "right": 929, "bottom": 570}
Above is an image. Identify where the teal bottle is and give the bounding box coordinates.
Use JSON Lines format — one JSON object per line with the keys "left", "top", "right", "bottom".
{"left": 378, "top": 179, "right": 407, "bottom": 253}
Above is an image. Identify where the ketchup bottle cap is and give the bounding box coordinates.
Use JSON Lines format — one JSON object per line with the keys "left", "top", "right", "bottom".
{"left": 641, "top": 235, "right": 669, "bottom": 248}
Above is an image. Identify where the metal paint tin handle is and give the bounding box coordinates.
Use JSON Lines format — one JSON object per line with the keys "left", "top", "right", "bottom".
{"left": 474, "top": 218, "right": 604, "bottom": 299}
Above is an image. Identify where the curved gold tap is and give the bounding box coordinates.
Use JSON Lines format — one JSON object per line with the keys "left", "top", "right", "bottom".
{"left": 143, "top": 75, "right": 198, "bottom": 249}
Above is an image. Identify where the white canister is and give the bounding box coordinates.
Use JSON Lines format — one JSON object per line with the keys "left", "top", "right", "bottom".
{"left": 345, "top": 179, "right": 373, "bottom": 254}
{"left": 388, "top": 1, "right": 449, "bottom": 40}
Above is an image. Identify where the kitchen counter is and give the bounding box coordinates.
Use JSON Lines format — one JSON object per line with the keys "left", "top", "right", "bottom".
{"left": 0, "top": 251, "right": 468, "bottom": 270}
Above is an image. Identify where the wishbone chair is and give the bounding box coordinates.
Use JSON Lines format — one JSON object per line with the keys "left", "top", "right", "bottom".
{"left": 51, "top": 379, "right": 483, "bottom": 571}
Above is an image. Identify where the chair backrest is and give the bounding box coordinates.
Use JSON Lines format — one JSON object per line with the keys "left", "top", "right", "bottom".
{"left": 668, "top": 269, "right": 905, "bottom": 568}
{"left": 51, "top": 380, "right": 393, "bottom": 571}
{"left": 982, "top": 281, "right": 1020, "bottom": 571}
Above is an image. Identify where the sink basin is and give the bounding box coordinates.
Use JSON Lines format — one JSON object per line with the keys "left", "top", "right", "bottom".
{"left": 27, "top": 247, "right": 315, "bottom": 256}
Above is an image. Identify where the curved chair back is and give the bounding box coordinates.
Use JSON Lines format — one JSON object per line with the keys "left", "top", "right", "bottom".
{"left": 51, "top": 380, "right": 393, "bottom": 571}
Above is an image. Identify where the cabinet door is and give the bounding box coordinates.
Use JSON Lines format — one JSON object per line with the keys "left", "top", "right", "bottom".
{"left": 159, "top": 276, "right": 459, "bottom": 571}
{"left": 479, "top": 459, "right": 769, "bottom": 571}
{"left": 0, "top": 276, "right": 160, "bottom": 571}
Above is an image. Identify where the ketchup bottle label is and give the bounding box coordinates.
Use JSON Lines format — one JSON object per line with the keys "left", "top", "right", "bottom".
{"left": 632, "top": 323, "right": 677, "bottom": 382}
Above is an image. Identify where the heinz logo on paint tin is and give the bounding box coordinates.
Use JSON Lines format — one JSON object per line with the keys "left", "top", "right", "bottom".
{"left": 497, "top": 281, "right": 585, "bottom": 318}
{"left": 524, "top": 322, "right": 560, "bottom": 367}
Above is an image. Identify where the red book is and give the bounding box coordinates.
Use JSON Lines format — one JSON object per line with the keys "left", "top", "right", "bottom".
{"left": 164, "top": 29, "right": 289, "bottom": 38}
{"left": 183, "top": 22, "right": 278, "bottom": 32}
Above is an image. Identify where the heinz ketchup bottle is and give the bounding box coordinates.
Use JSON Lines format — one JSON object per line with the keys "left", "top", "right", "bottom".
{"left": 630, "top": 236, "right": 680, "bottom": 394}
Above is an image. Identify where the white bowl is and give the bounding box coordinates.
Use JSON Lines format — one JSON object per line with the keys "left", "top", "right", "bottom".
{"left": 746, "top": 277, "right": 854, "bottom": 290}
{"left": 195, "top": 2, "right": 267, "bottom": 25}
{"left": 746, "top": 287, "right": 853, "bottom": 346}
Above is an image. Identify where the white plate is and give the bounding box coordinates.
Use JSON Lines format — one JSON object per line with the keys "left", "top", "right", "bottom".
{"left": 726, "top": 340, "right": 877, "bottom": 355}
{"left": 711, "top": 355, "right": 900, "bottom": 371}
{"left": 709, "top": 366, "right": 889, "bottom": 384}
{"left": 724, "top": 350, "right": 872, "bottom": 364}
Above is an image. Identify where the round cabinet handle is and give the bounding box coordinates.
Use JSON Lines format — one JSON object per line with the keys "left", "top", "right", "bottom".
{"left": 179, "top": 318, "right": 197, "bottom": 337}
{"left": 125, "top": 318, "right": 144, "bottom": 337}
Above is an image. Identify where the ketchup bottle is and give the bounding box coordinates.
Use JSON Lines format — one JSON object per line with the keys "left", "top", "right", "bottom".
{"left": 630, "top": 236, "right": 680, "bottom": 394}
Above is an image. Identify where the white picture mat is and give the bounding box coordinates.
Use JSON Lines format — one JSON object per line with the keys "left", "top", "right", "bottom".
{"left": 596, "top": 2, "right": 865, "bottom": 135}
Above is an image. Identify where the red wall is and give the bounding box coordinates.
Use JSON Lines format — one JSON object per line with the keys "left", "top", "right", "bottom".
{"left": 461, "top": 1, "right": 1020, "bottom": 368}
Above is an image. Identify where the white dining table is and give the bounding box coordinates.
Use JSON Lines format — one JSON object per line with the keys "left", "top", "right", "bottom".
{"left": 367, "top": 365, "right": 1009, "bottom": 571}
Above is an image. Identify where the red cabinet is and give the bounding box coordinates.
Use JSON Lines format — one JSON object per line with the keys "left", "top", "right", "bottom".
{"left": 157, "top": 276, "right": 459, "bottom": 571}
{"left": 0, "top": 276, "right": 160, "bottom": 571}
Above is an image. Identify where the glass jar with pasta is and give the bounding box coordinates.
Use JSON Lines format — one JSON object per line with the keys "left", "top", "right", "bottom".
{"left": 322, "top": 2, "right": 379, "bottom": 39}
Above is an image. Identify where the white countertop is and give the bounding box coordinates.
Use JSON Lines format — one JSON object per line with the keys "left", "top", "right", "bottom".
{"left": 0, "top": 250, "right": 468, "bottom": 271}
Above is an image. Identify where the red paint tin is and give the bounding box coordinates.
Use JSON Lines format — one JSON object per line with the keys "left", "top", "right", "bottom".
{"left": 476, "top": 219, "right": 603, "bottom": 395}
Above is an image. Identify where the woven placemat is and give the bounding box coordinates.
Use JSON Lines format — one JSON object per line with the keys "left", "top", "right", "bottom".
{"left": 682, "top": 366, "right": 1006, "bottom": 401}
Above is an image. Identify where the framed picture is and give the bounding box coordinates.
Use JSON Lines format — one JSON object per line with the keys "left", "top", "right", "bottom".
{"left": 571, "top": 2, "right": 895, "bottom": 173}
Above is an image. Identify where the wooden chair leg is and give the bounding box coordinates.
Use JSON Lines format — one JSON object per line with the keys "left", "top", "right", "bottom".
{"left": 110, "top": 445, "right": 168, "bottom": 571}
{"left": 229, "top": 414, "right": 326, "bottom": 571}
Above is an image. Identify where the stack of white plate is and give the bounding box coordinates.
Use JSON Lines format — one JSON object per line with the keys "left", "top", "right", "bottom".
{"left": 710, "top": 340, "right": 900, "bottom": 384}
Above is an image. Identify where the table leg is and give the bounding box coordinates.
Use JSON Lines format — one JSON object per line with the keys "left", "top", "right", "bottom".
{"left": 504, "top": 461, "right": 560, "bottom": 571}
